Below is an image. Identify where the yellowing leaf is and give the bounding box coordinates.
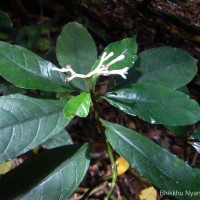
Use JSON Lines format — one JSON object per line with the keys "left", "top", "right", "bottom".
{"left": 139, "top": 186, "right": 157, "bottom": 200}
{"left": 0, "top": 160, "right": 12, "bottom": 174}
{"left": 41, "top": 28, "right": 50, "bottom": 37}
{"left": 170, "top": 28, "right": 180, "bottom": 34}
{"left": 193, "top": 36, "right": 200, "bottom": 43}
{"left": 32, "top": 146, "right": 40, "bottom": 154}
{"left": 115, "top": 156, "right": 130, "bottom": 175}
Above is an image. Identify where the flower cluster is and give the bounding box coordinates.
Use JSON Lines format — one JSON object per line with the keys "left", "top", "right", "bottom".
{"left": 52, "top": 52, "right": 129, "bottom": 82}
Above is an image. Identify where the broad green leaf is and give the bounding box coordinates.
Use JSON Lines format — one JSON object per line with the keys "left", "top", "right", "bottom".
{"left": 0, "top": 10, "right": 13, "bottom": 27}
{"left": 189, "top": 125, "right": 200, "bottom": 153}
{"left": 64, "top": 92, "right": 91, "bottom": 120}
{"left": 0, "top": 143, "right": 91, "bottom": 200}
{"left": 103, "top": 83, "right": 200, "bottom": 126}
{"left": 178, "top": 86, "right": 189, "bottom": 95}
{"left": 56, "top": 22, "right": 97, "bottom": 91}
{"left": 0, "top": 41, "right": 76, "bottom": 92}
{"left": 135, "top": 46, "right": 197, "bottom": 89}
{"left": 0, "top": 94, "right": 69, "bottom": 163}
{"left": 108, "top": 67, "right": 141, "bottom": 91}
{"left": 101, "top": 119, "right": 200, "bottom": 200}
{"left": 0, "top": 81, "right": 26, "bottom": 95}
{"left": 163, "top": 86, "right": 189, "bottom": 137}
{"left": 56, "top": 22, "right": 97, "bottom": 74}
{"left": 109, "top": 62, "right": 191, "bottom": 91}
{"left": 42, "top": 129, "right": 73, "bottom": 149}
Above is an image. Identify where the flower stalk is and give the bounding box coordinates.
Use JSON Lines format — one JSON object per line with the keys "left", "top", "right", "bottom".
{"left": 52, "top": 52, "right": 129, "bottom": 82}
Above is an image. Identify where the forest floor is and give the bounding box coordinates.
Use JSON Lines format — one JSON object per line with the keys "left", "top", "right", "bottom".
{"left": 1, "top": 0, "right": 200, "bottom": 199}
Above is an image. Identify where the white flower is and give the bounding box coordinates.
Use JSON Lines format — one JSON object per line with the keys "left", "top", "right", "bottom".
{"left": 52, "top": 52, "right": 129, "bottom": 82}
{"left": 102, "top": 67, "right": 129, "bottom": 79}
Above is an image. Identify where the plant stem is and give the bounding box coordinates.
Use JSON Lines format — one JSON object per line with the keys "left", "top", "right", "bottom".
{"left": 87, "top": 79, "right": 118, "bottom": 200}
{"left": 80, "top": 175, "right": 112, "bottom": 200}
{"left": 104, "top": 142, "right": 118, "bottom": 200}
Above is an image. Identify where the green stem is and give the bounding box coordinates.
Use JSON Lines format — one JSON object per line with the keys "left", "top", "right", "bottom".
{"left": 104, "top": 142, "right": 118, "bottom": 200}
{"left": 80, "top": 175, "right": 112, "bottom": 200}
{"left": 86, "top": 79, "right": 118, "bottom": 200}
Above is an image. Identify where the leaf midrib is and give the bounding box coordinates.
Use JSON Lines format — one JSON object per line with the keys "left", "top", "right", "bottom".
{"left": 103, "top": 95, "right": 195, "bottom": 112}
{"left": 108, "top": 126, "right": 195, "bottom": 188}
{"left": 0, "top": 45, "right": 67, "bottom": 88}
{"left": 19, "top": 144, "right": 89, "bottom": 199}
{"left": 0, "top": 108, "right": 64, "bottom": 131}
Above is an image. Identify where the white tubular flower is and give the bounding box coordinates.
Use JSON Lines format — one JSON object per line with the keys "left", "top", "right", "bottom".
{"left": 95, "top": 52, "right": 114, "bottom": 71}
{"left": 52, "top": 52, "right": 129, "bottom": 82}
{"left": 102, "top": 67, "right": 129, "bottom": 79}
{"left": 52, "top": 65, "right": 76, "bottom": 74}
{"left": 52, "top": 67, "right": 69, "bottom": 73}
{"left": 106, "top": 55, "right": 125, "bottom": 68}
{"left": 104, "top": 52, "right": 114, "bottom": 61}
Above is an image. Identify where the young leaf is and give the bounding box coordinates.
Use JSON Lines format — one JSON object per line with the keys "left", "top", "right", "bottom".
{"left": 0, "top": 41, "right": 76, "bottom": 92}
{"left": 64, "top": 92, "right": 91, "bottom": 120}
{"left": 101, "top": 119, "right": 200, "bottom": 200}
{"left": 103, "top": 83, "right": 200, "bottom": 126}
{"left": 56, "top": 22, "right": 97, "bottom": 91}
{"left": 42, "top": 129, "right": 73, "bottom": 149}
{"left": 135, "top": 46, "right": 197, "bottom": 89}
{"left": 0, "top": 144, "right": 91, "bottom": 200}
{"left": 0, "top": 94, "right": 69, "bottom": 163}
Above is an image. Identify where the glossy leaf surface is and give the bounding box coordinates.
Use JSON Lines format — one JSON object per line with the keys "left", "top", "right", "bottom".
{"left": 56, "top": 22, "right": 97, "bottom": 91}
{"left": 189, "top": 125, "right": 200, "bottom": 153}
{"left": 0, "top": 41, "right": 75, "bottom": 92}
{"left": 103, "top": 83, "right": 200, "bottom": 126}
{"left": 64, "top": 92, "right": 91, "bottom": 120}
{"left": 42, "top": 129, "right": 73, "bottom": 149}
{"left": 0, "top": 94, "right": 68, "bottom": 162}
{"left": 135, "top": 46, "right": 197, "bottom": 89}
{"left": 56, "top": 22, "right": 97, "bottom": 74}
{"left": 0, "top": 144, "right": 91, "bottom": 200}
{"left": 101, "top": 119, "right": 200, "bottom": 200}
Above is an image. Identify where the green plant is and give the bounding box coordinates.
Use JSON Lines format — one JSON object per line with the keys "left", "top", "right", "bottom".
{"left": 0, "top": 21, "right": 200, "bottom": 200}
